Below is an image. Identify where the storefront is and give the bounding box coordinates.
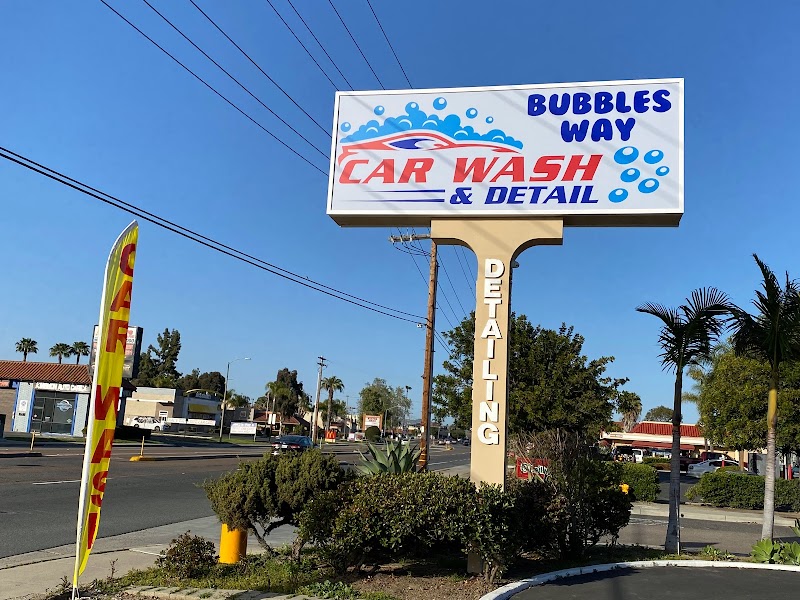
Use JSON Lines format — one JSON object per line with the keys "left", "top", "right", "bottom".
{"left": 0, "top": 361, "right": 92, "bottom": 436}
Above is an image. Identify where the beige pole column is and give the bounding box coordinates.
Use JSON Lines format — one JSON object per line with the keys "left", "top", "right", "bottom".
{"left": 431, "top": 219, "right": 563, "bottom": 489}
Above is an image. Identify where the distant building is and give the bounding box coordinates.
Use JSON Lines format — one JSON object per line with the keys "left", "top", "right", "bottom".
{"left": 123, "top": 387, "right": 248, "bottom": 433}
{"left": 601, "top": 421, "right": 706, "bottom": 454}
{"left": 0, "top": 360, "right": 133, "bottom": 435}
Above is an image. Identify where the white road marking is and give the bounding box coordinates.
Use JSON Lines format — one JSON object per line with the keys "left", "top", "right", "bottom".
{"left": 32, "top": 479, "right": 81, "bottom": 485}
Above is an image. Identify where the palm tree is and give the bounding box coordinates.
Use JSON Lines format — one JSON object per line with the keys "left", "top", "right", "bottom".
{"left": 636, "top": 288, "right": 730, "bottom": 553}
{"left": 265, "top": 380, "right": 291, "bottom": 415}
{"left": 72, "top": 341, "right": 90, "bottom": 365}
{"left": 728, "top": 254, "right": 800, "bottom": 541}
{"left": 15, "top": 338, "right": 38, "bottom": 362}
{"left": 321, "top": 376, "right": 344, "bottom": 434}
{"left": 617, "top": 391, "right": 642, "bottom": 433}
{"left": 49, "top": 343, "right": 73, "bottom": 364}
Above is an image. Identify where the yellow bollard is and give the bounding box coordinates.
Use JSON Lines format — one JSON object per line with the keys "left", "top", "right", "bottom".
{"left": 218, "top": 523, "right": 247, "bottom": 564}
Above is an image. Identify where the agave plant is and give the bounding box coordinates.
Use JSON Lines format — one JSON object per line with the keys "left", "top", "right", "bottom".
{"left": 751, "top": 538, "right": 781, "bottom": 564}
{"left": 779, "top": 541, "right": 800, "bottom": 566}
{"left": 357, "top": 441, "right": 421, "bottom": 475}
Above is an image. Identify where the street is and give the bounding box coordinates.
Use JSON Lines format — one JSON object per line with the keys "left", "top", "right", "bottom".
{"left": 0, "top": 440, "right": 470, "bottom": 559}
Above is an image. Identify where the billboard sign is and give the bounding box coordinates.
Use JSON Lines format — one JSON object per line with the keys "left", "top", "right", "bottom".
{"left": 89, "top": 325, "right": 143, "bottom": 379}
{"left": 363, "top": 414, "right": 382, "bottom": 430}
{"left": 230, "top": 421, "right": 258, "bottom": 435}
{"left": 328, "top": 79, "right": 683, "bottom": 226}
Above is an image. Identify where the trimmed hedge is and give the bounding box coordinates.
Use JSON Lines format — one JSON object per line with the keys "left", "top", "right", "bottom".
{"left": 686, "top": 471, "right": 800, "bottom": 512}
{"left": 618, "top": 463, "right": 660, "bottom": 502}
{"left": 299, "top": 470, "right": 631, "bottom": 581}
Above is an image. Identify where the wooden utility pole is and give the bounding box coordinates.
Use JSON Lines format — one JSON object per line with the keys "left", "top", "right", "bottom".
{"left": 311, "top": 356, "right": 327, "bottom": 445}
{"left": 420, "top": 241, "right": 437, "bottom": 470}
{"left": 388, "top": 233, "right": 437, "bottom": 469}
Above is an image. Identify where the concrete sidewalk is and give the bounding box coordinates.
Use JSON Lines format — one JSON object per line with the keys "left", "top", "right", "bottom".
{"left": 632, "top": 501, "right": 800, "bottom": 526}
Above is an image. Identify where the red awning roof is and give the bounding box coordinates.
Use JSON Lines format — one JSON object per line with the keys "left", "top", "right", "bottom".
{"left": 0, "top": 360, "right": 91, "bottom": 385}
{"left": 630, "top": 421, "right": 703, "bottom": 438}
{"left": 633, "top": 440, "right": 696, "bottom": 451}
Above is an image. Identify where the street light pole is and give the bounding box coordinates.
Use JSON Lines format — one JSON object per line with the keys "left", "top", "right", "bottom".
{"left": 220, "top": 357, "right": 250, "bottom": 442}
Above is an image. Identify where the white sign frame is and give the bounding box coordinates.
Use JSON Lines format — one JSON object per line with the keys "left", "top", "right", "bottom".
{"left": 327, "top": 78, "right": 683, "bottom": 227}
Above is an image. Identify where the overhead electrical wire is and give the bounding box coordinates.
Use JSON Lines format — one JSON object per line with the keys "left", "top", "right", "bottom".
{"left": 98, "top": 0, "right": 327, "bottom": 175}
{"left": 325, "top": 0, "right": 385, "bottom": 89}
{"left": 0, "top": 145, "right": 425, "bottom": 324}
{"left": 284, "top": 0, "right": 355, "bottom": 90}
{"left": 365, "top": 0, "right": 412, "bottom": 88}
{"left": 140, "top": 0, "right": 328, "bottom": 158}
{"left": 187, "top": 0, "right": 330, "bottom": 136}
{"left": 263, "top": 0, "right": 342, "bottom": 89}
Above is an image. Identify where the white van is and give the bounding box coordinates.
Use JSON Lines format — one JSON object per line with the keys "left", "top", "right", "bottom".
{"left": 632, "top": 449, "right": 647, "bottom": 463}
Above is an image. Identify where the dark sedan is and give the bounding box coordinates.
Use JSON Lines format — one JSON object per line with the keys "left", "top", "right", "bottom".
{"left": 272, "top": 435, "right": 313, "bottom": 455}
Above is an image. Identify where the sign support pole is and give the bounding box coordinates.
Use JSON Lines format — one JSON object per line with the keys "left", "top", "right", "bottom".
{"left": 432, "top": 218, "right": 563, "bottom": 574}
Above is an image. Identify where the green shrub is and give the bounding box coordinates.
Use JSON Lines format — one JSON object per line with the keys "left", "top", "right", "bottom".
{"left": 364, "top": 426, "right": 381, "bottom": 442}
{"left": 618, "top": 463, "right": 660, "bottom": 502}
{"left": 156, "top": 532, "right": 216, "bottom": 579}
{"left": 203, "top": 450, "right": 350, "bottom": 552}
{"left": 686, "top": 471, "right": 800, "bottom": 511}
{"left": 750, "top": 539, "right": 800, "bottom": 565}
{"left": 298, "top": 472, "right": 553, "bottom": 583}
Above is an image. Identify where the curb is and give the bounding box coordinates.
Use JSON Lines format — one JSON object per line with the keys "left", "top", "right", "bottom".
{"left": 127, "top": 585, "right": 321, "bottom": 599}
{"left": 479, "top": 560, "right": 800, "bottom": 600}
{"left": 0, "top": 451, "right": 42, "bottom": 458}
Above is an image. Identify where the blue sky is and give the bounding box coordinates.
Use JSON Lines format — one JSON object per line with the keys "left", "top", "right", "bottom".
{"left": 0, "top": 1, "right": 796, "bottom": 424}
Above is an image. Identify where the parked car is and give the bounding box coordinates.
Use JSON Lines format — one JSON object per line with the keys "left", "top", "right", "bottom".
{"left": 687, "top": 458, "right": 739, "bottom": 478}
{"left": 127, "top": 416, "right": 164, "bottom": 431}
{"left": 271, "top": 435, "right": 313, "bottom": 455}
{"left": 462, "top": 438, "right": 470, "bottom": 446}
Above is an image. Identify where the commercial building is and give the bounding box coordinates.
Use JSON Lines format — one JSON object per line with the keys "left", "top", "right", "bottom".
{"left": 601, "top": 421, "right": 707, "bottom": 454}
{"left": 1, "top": 361, "right": 94, "bottom": 435}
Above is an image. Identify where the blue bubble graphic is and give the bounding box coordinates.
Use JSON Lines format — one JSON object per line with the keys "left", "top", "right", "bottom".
{"left": 406, "top": 102, "right": 419, "bottom": 112}
{"left": 614, "top": 146, "right": 639, "bottom": 164}
{"left": 374, "top": 106, "right": 385, "bottom": 115}
{"left": 486, "top": 116, "right": 494, "bottom": 123}
{"left": 609, "top": 188, "right": 628, "bottom": 203}
{"left": 433, "top": 97, "right": 447, "bottom": 110}
{"left": 656, "top": 166, "right": 670, "bottom": 176}
{"left": 638, "top": 178, "right": 659, "bottom": 193}
{"left": 644, "top": 150, "right": 664, "bottom": 164}
{"left": 466, "top": 108, "right": 478, "bottom": 119}
{"left": 620, "top": 168, "right": 640, "bottom": 183}
{"left": 340, "top": 122, "right": 351, "bottom": 132}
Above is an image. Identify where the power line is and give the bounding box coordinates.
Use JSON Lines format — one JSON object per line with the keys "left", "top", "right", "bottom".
{"left": 263, "top": 0, "right": 341, "bottom": 89}
{"left": 438, "top": 259, "right": 468, "bottom": 316}
{"left": 140, "top": 0, "right": 328, "bottom": 159}
{"left": 325, "top": 0, "right": 385, "bottom": 89}
{"left": 284, "top": 0, "right": 354, "bottom": 90}
{"left": 365, "top": 0, "right": 412, "bottom": 88}
{"left": 0, "top": 145, "right": 426, "bottom": 324}
{"left": 451, "top": 245, "right": 476, "bottom": 300}
{"left": 188, "top": 0, "right": 331, "bottom": 135}
{"left": 98, "top": 0, "right": 327, "bottom": 175}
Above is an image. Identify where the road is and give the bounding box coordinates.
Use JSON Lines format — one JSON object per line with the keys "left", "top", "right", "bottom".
{"left": 0, "top": 440, "right": 470, "bottom": 559}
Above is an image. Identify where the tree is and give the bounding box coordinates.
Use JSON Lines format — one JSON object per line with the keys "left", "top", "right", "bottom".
{"left": 71, "top": 341, "right": 90, "bottom": 365}
{"left": 49, "top": 343, "right": 73, "bottom": 364}
{"left": 176, "top": 369, "right": 226, "bottom": 396}
{"left": 728, "top": 254, "right": 800, "bottom": 541}
{"left": 432, "top": 314, "right": 628, "bottom": 435}
{"left": 132, "top": 328, "right": 182, "bottom": 388}
{"left": 636, "top": 287, "right": 729, "bottom": 553}
{"left": 321, "top": 376, "right": 344, "bottom": 432}
{"left": 224, "top": 388, "right": 252, "bottom": 409}
{"left": 320, "top": 399, "right": 347, "bottom": 425}
{"left": 265, "top": 369, "right": 310, "bottom": 417}
{"left": 15, "top": 338, "right": 38, "bottom": 362}
{"left": 643, "top": 406, "right": 673, "bottom": 422}
{"left": 697, "top": 348, "right": 800, "bottom": 461}
{"left": 618, "top": 391, "right": 642, "bottom": 433}
{"left": 358, "top": 378, "right": 410, "bottom": 432}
